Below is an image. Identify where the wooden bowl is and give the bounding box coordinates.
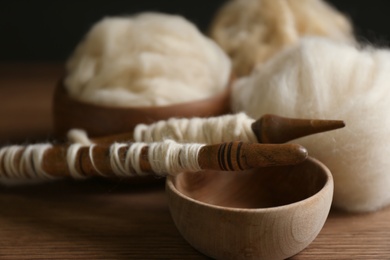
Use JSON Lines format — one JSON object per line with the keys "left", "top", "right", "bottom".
{"left": 53, "top": 81, "right": 231, "bottom": 138}
{"left": 166, "top": 157, "right": 333, "bottom": 260}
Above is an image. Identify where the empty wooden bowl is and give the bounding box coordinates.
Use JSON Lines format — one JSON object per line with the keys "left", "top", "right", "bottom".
{"left": 53, "top": 81, "right": 231, "bottom": 138}
{"left": 166, "top": 157, "right": 333, "bottom": 260}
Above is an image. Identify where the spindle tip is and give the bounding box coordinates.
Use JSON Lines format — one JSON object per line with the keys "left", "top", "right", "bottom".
{"left": 242, "top": 142, "right": 309, "bottom": 168}
{"left": 292, "top": 143, "right": 309, "bottom": 162}
{"left": 262, "top": 143, "right": 309, "bottom": 166}
{"left": 252, "top": 114, "right": 345, "bottom": 144}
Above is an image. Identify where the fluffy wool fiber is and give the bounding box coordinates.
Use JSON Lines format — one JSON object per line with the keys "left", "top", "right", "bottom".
{"left": 232, "top": 37, "right": 390, "bottom": 212}
{"left": 65, "top": 12, "right": 231, "bottom": 107}
{"left": 210, "top": 0, "right": 354, "bottom": 76}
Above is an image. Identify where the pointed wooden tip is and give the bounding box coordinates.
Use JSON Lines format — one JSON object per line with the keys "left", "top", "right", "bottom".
{"left": 252, "top": 114, "right": 345, "bottom": 144}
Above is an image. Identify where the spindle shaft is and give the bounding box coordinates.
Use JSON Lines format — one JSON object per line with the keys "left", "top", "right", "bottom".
{"left": 90, "top": 114, "right": 345, "bottom": 145}
{"left": 0, "top": 141, "right": 308, "bottom": 179}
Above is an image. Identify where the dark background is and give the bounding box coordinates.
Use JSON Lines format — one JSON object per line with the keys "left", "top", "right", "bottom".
{"left": 0, "top": 0, "right": 389, "bottom": 61}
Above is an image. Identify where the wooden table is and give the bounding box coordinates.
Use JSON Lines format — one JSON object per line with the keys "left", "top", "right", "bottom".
{"left": 0, "top": 63, "right": 389, "bottom": 259}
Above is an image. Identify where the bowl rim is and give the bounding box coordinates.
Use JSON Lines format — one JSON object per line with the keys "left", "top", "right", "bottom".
{"left": 166, "top": 157, "right": 333, "bottom": 213}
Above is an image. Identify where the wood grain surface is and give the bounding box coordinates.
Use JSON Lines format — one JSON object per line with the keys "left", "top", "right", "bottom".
{"left": 0, "top": 63, "right": 389, "bottom": 259}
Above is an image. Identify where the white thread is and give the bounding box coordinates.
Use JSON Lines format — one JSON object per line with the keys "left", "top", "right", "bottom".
{"left": 67, "top": 129, "right": 94, "bottom": 145}
{"left": 108, "top": 141, "right": 204, "bottom": 177}
{"left": 148, "top": 140, "right": 204, "bottom": 176}
{"left": 24, "top": 144, "right": 52, "bottom": 179}
{"left": 125, "top": 142, "right": 148, "bottom": 176}
{"left": 180, "top": 143, "right": 203, "bottom": 173}
{"left": 109, "top": 143, "right": 128, "bottom": 177}
{"left": 67, "top": 143, "right": 86, "bottom": 179}
{"left": 3, "top": 146, "right": 23, "bottom": 178}
{"left": 0, "top": 146, "right": 22, "bottom": 178}
{"left": 19, "top": 145, "right": 35, "bottom": 178}
{"left": 1, "top": 140, "right": 205, "bottom": 180}
{"left": 151, "top": 140, "right": 203, "bottom": 175}
{"left": 133, "top": 113, "right": 257, "bottom": 144}
{"left": 0, "top": 144, "right": 52, "bottom": 179}
{"left": 89, "top": 145, "right": 105, "bottom": 176}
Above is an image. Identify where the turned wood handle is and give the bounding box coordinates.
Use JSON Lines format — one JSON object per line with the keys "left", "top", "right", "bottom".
{"left": 198, "top": 142, "right": 308, "bottom": 171}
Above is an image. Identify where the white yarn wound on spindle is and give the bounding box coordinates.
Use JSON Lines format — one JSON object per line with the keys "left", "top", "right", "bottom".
{"left": 125, "top": 142, "right": 148, "bottom": 177}
{"left": 89, "top": 145, "right": 104, "bottom": 176}
{"left": 109, "top": 143, "right": 129, "bottom": 177}
{"left": 19, "top": 146, "right": 35, "bottom": 178}
{"left": 133, "top": 113, "right": 257, "bottom": 144}
{"left": 3, "top": 146, "right": 23, "bottom": 178}
{"left": 148, "top": 140, "right": 203, "bottom": 176}
{"left": 21, "top": 144, "right": 53, "bottom": 179}
{"left": 108, "top": 141, "right": 204, "bottom": 177}
{"left": 0, "top": 144, "right": 52, "bottom": 180}
{"left": 232, "top": 37, "right": 390, "bottom": 212}
{"left": 67, "top": 129, "right": 94, "bottom": 145}
{"left": 0, "top": 139, "right": 205, "bottom": 181}
{"left": 67, "top": 143, "right": 86, "bottom": 179}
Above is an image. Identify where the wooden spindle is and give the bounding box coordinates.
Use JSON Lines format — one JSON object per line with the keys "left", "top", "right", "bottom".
{"left": 0, "top": 141, "right": 308, "bottom": 179}
{"left": 198, "top": 142, "right": 308, "bottom": 171}
{"left": 252, "top": 114, "right": 345, "bottom": 144}
{"left": 90, "top": 114, "right": 345, "bottom": 145}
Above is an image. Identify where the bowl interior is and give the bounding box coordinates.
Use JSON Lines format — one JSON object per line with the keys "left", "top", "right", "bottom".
{"left": 172, "top": 158, "right": 330, "bottom": 209}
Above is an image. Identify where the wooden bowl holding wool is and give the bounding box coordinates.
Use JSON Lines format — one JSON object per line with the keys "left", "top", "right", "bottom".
{"left": 53, "top": 12, "right": 232, "bottom": 139}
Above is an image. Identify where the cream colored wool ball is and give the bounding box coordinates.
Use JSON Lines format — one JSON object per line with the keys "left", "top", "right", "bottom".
{"left": 65, "top": 12, "right": 231, "bottom": 107}
{"left": 210, "top": 0, "right": 354, "bottom": 76}
{"left": 232, "top": 37, "right": 390, "bottom": 212}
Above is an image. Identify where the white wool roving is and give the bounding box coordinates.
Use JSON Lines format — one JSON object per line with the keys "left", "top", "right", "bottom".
{"left": 210, "top": 0, "right": 354, "bottom": 76}
{"left": 65, "top": 12, "right": 231, "bottom": 107}
{"left": 232, "top": 37, "right": 390, "bottom": 212}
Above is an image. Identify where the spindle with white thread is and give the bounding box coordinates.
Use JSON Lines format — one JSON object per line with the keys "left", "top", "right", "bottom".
{"left": 0, "top": 141, "right": 308, "bottom": 180}
{"left": 78, "top": 113, "right": 345, "bottom": 145}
